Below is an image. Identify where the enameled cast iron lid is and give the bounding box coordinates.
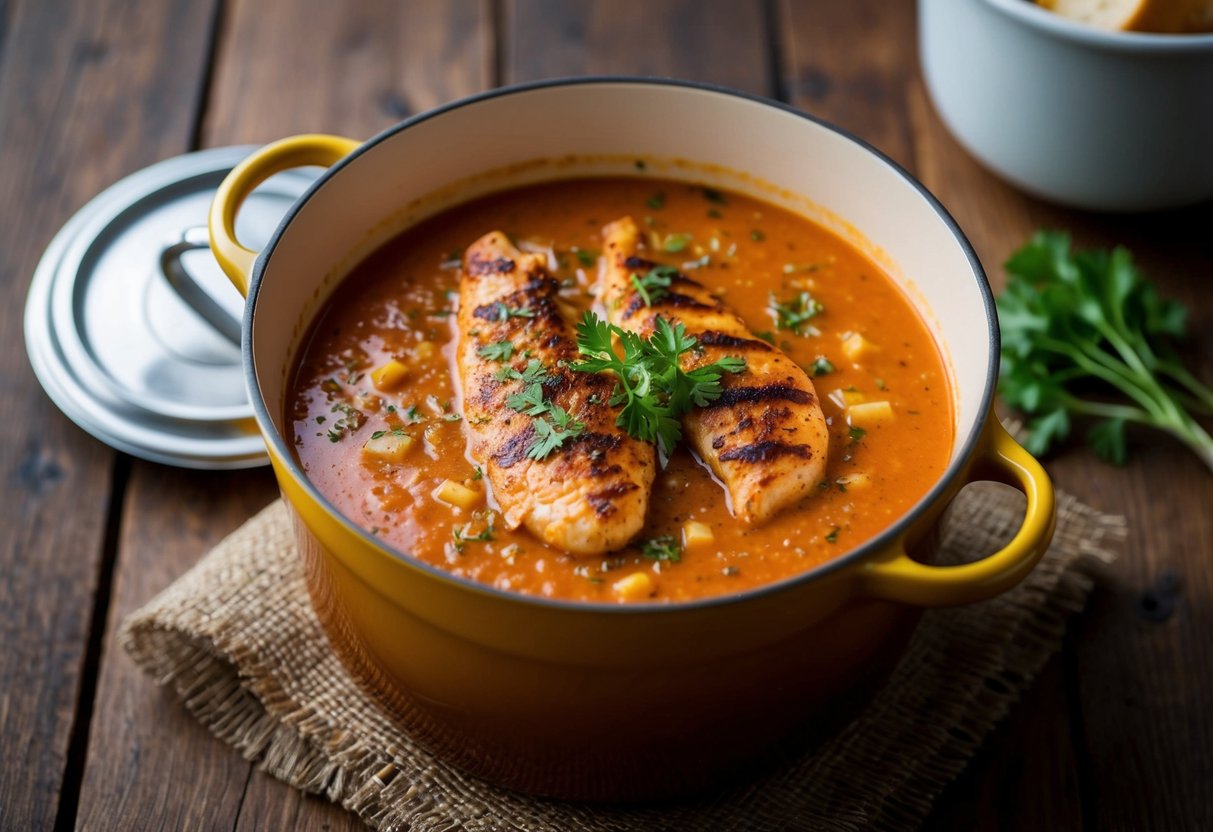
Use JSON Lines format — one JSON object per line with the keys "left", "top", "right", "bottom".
{"left": 24, "top": 146, "right": 319, "bottom": 469}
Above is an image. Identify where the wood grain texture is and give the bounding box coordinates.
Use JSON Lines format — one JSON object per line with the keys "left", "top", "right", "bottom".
{"left": 233, "top": 770, "right": 364, "bottom": 832}
{"left": 503, "top": 0, "right": 770, "bottom": 94}
{"left": 906, "top": 64, "right": 1213, "bottom": 832}
{"left": 0, "top": 0, "right": 218, "bottom": 828}
{"left": 74, "top": 466, "right": 273, "bottom": 832}
{"left": 777, "top": 0, "right": 917, "bottom": 169}
{"left": 70, "top": 2, "right": 493, "bottom": 830}
{"left": 203, "top": 0, "right": 492, "bottom": 145}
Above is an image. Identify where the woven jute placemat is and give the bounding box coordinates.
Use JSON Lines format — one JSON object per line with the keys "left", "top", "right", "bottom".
{"left": 122, "top": 484, "right": 1122, "bottom": 831}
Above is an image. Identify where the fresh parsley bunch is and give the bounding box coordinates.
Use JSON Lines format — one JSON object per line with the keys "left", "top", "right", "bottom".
{"left": 572, "top": 312, "right": 745, "bottom": 456}
{"left": 998, "top": 231, "right": 1213, "bottom": 471}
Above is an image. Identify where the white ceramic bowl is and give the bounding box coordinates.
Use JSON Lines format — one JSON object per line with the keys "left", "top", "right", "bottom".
{"left": 920, "top": 0, "right": 1213, "bottom": 211}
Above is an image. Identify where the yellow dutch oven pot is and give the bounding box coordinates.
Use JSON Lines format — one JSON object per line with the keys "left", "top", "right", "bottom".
{"left": 208, "top": 79, "right": 1055, "bottom": 801}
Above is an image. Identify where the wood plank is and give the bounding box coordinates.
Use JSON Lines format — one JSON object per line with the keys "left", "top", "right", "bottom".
{"left": 74, "top": 2, "right": 494, "bottom": 830}
{"left": 202, "top": 0, "right": 492, "bottom": 146}
{"left": 504, "top": 0, "right": 769, "bottom": 94}
{"left": 0, "top": 1, "right": 219, "bottom": 828}
{"left": 74, "top": 466, "right": 271, "bottom": 832}
{"left": 777, "top": 0, "right": 917, "bottom": 169}
{"left": 233, "top": 770, "right": 364, "bottom": 832}
{"left": 906, "top": 67, "right": 1213, "bottom": 829}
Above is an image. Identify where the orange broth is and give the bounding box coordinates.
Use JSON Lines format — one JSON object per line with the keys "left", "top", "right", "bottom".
{"left": 287, "top": 177, "right": 954, "bottom": 602}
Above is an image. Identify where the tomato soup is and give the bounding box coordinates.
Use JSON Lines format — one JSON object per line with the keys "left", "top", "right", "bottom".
{"left": 287, "top": 178, "right": 953, "bottom": 602}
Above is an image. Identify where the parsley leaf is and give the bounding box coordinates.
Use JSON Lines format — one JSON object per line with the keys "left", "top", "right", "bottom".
{"left": 493, "top": 303, "right": 535, "bottom": 322}
{"left": 478, "top": 340, "right": 515, "bottom": 361}
{"left": 998, "top": 231, "right": 1213, "bottom": 470}
{"left": 770, "top": 291, "right": 825, "bottom": 336}
{"left": 527, "top": 405, "right": 586, "bottom": 460}
{"left": 506, "top": 382, "right": 549, "bottom": 416}
{"left": 810, "top": 356, "right": 836, "bottom": 377}
{"left": 571, "top": 312, "right": 746, "bottom": 456}
{"left": 496, "top": 357, "right": 549, "bottom": 384}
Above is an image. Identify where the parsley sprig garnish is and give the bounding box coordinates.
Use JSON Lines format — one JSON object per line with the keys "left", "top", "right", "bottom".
{"left": 998, "top": 231, "right": 1213, "bottom": 470}
{"left": 571, "top": 312, "right": 746, "bottom": 456}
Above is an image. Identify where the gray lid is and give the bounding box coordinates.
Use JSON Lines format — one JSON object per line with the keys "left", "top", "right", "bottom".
{"left": 24, "top": 146, "right": 319, "bottom": 469}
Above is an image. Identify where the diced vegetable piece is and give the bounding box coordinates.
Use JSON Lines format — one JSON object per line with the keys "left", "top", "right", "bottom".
{"left": 353, "top": 394, "right": 381, "bottom": 412}
{"left": 847, "top": 400, "right": 894, "bottom": 426}
{"left": 682, "top": 520, "right": 714, "bottom": 548}
{"left": 371, "top": 360, "right": 409, "bottom": 391}
{"left": 612, "top": 571, "right": 655, "bottom": 600}
{"left": 433, "top": 479, "right": 483, "bottom": 510}
{"left": 835, "top": 472, "right": 871, "bottom": 490}
{"left": 413, "top": 341, "right": 437, "bottom": 361}
{"left": 840, "top": 332, "right": 876, "bottom": 361}
{"left": 361, "top": 433, "right": 414, "bottom": 462}
{"left": 827, "top": 388, "right": 866, "bottom": 410}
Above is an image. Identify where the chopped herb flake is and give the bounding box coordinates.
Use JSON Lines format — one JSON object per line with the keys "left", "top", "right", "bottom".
{"left": 663, "top": 233, "right": 691, "bottom": 253}
{"left": 770, "top": 291, "right": 825, "bottom": 336}
{"left": 640, "top": 535, "right": 682, "bottom": 563}
{"left": 478, "top": 341, "right": 515, "bottom": 361}
{"left": 630, "top": 264, "right": 678, "bottom": 307}
{"left": 810, "top": 356, "right": 836, "bottom": 377}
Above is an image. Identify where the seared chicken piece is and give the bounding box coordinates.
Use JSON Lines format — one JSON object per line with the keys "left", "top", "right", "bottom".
{"left": 599, "top": 216, "right": 828, "bottom": 524}
{"left": 457, "top": 231, "right": 656, "bottom": 556}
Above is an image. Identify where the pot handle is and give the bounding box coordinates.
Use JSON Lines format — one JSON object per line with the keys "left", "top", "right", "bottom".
{"left": 860, "top": 420, "right": 1056, "bottom": 606}
{"left": 208, "top": 134, "right": 361, "bottom": 297}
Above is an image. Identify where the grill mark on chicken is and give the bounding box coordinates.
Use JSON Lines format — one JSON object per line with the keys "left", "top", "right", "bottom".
{"left": 493, "top": 424, "right": 537, "bottom": 468}
{"left": 586, "top": 482, "right": 640, "bottom": 517}
{"left": 719, "top": 441, "right": 813, "bottom": 464}
{"left": 698, "top": 331, "right": 774, "bottom": 352}
{"left": 703, "top": 384, "right": 815, "bottom": 409}
{"left": 466, "top": 255, "right": 516, "bottom": 276}
{"left": 622, "top": 291, "right": 719, "bottom": 320}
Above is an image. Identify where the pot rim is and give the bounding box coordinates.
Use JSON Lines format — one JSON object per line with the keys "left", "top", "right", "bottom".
{"left": 979, "top": 0, "right": 1213, "bottom": 51}
{"left": 243, "top": 76, "right": 999, "bottom": 614}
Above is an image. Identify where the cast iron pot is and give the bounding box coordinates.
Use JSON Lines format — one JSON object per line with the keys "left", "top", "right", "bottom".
{"left": 207, "top": 79, "right": 1055, "bottom": 802}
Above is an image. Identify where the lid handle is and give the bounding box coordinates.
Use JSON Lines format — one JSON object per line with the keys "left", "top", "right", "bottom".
{"left": 160, "top": 227, "right": 242, "bottom": 344}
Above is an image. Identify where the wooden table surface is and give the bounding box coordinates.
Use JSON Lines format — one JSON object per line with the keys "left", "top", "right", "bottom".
{"left": 2, "top": 1, "right": 1210, "bottom": 829}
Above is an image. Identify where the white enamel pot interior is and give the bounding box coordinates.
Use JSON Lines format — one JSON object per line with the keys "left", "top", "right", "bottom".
{"left": 248, "top": 79, "right": 996, "bottom": 505}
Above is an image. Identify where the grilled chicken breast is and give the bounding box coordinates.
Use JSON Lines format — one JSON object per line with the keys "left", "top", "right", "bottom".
{"left": 457, "top": 231, "right": 656, "bottom": 556}
{"left": 598, "top": 216, "right": 829, "bottom": 524}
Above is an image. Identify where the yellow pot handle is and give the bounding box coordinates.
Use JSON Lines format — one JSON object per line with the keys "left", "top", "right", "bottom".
{"left": 861, "top": 419, "right": 1056, "bottom": 606}
{"left": 208, "top": 134, "right": 361, "bottom": 297}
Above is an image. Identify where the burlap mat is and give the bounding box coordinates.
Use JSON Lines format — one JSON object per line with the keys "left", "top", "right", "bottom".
{"left": 122, "top": 484, "right": 1122, "bottom": 831}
